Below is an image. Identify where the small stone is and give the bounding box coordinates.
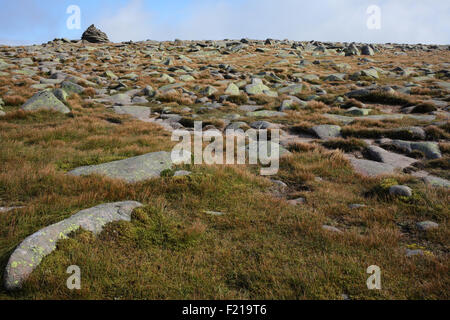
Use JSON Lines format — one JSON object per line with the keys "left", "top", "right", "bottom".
{"left": 173, "top": 170, "right": 191, "bottom": 177}
{"left": 205, "top": 211, "right": 225, "bottom": 216}
{"left": 201, "top": 86, "right": 218, "bottom": 96}
{"left": 389, "top": 185, "right": 412, "bottom": 197}
{"left": 341, "top": 294, "right": 351, "bottom": 300}
{"left": 0, "top": 206, "right": 24, "bottom": 213}
{"left": 416, "top": 221, "right": 439, "bottom": 231}
{"left": 287, "top": 198, "right": 305, "bottom": 206}
{"left": 348, "top": 204, "right": 366, "bottom": 209}
{"left": 272, "top": 180, "right": 288, "bottom": 189}
{"left": 322, "top": 225, "right": 343, "bottom": 233}
{"left": 405, "top": 249, "right": 424, "bottom": 257}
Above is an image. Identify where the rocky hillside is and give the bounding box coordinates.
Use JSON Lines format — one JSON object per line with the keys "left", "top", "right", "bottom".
{"left": 0, "top": 29, "right": 448, "bottom": 299}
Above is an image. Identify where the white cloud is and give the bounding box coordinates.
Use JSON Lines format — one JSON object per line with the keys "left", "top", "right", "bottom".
{"left": 97, "top": 0, "right": 155, "bottom": 42}
{"left": 97, "top": 0, "right": 450, "bottom": 44}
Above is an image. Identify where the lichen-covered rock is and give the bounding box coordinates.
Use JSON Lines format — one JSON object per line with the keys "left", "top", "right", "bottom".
{"left": 61, "top": 81, "right": 84, "bottom": 95}
{"left": 311, "top": 125, "right": 341, "bottom": 140}
{"left": 278, "top": 84, "right": 303, "bottom": 95}
{"left": 4, "top": 201, "right": 143, "bottom": 290}
{"left": 68, "top": 151, "right": 172, "bottom": 183}
{"left": 225, "top": 83, "right": 240, "bottom": 96}
{"left": 245, "top": 80, "right": 270, "bottom": 95}
{"left": 21, "top": 90, "right": 71, "bottom": 114}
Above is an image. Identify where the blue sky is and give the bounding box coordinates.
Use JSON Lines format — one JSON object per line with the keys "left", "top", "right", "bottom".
{"left": 1, "top": 0, "right": 449, "bottom": 45}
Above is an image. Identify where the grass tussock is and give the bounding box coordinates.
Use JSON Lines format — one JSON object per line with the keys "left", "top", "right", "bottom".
{"left": 2, "top": 95, "right": 26, "bottom": 106}
{"left": 354, "top": 90, "right": 414, "bottom": 106}
{"left": 156, "top": 91, "right": 194, "bottom": 105}
{"left": 322, "top": 138, "right": 368, "bottom": 152}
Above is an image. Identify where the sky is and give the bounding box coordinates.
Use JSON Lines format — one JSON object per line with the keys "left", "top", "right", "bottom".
{"left": 0, "top": 0, "right": 449, "bottom": 45}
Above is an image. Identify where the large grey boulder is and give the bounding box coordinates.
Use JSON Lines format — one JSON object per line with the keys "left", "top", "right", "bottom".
{"left": 4, "top": 201, "right": 143, "bottom": 290}
{"left": 81, "top": 24, "right": 109, "bottom": 43}
{"left": 68, "top": 151, "right": 172, "bottom": 183}
{"left": 21, "top": 90, "right": 71, "bottom": 114}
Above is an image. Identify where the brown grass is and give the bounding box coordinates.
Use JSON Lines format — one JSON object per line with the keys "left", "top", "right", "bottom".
{"left": 2, "top": 95, "right": 26, "bottom": 106}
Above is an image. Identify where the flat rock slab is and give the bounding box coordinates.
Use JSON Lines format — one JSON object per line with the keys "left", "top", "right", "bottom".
{"left": 4, "top": 201, "right": 143, "bottom": 290}
{"left": 367, "top": 145, "right": 417, "bottom": 169}
{"left": 345, "top": 155, "right": 396, "bottom": 177}
{"left": 68, "top": 151, "right": 172, "bottom": 183}
{"left": 111, "top": 105, "right": 151, "bottom": 120}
